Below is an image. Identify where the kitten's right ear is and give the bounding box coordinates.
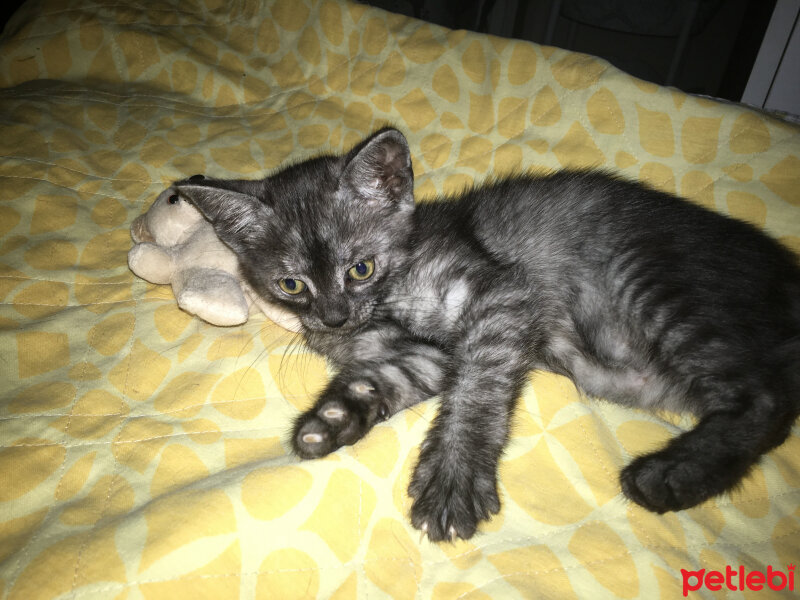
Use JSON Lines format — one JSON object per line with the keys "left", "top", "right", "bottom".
{"left": 340, "top": 128, "right": 414, "bottom": 209}
{"left": 175, "top": 181, "right": 269, "bottom": 253}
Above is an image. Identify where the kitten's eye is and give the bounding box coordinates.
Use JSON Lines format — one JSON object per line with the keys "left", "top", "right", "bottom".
{"left": 278, "top": 278, "right": 306, "bottom": 295}
{"left": 347, "top": 260, "right": 374, "bottom": 281}
{"left": 168, "top": 194, "right": 180, "bottom": 204}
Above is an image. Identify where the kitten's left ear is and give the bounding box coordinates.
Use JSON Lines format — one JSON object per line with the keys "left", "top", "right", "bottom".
{"left": 340, "top": 128, "right": 414, "bottom": 208}
{"left": 174, "top": 180, "right": 270, "bottom": 253}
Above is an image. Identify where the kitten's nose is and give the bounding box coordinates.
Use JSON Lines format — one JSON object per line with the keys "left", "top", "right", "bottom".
{"left": 322, "top": 316, "right": 348, "bottom": 328}
{"left": 320, "top": 300, "right": 349, "bottom": 328}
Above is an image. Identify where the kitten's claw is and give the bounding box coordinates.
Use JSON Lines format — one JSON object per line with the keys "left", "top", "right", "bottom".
{"left": 417, "top": 521, "right": 456, "bottom": 544}
{"left": 377, "top": 402, "right": 389, "bottom": 420}
{"left": 409, "top": 435, "right": 501, "bottom": 542}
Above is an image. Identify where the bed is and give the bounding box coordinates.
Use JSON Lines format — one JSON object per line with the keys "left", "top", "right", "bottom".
{"left": 1, "top": 0, "right": 798, "bottom": 598}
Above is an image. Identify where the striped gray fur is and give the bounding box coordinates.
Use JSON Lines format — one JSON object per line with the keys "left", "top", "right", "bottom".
{"left": 178, "top": 128, "right": 800, "bottom": 542}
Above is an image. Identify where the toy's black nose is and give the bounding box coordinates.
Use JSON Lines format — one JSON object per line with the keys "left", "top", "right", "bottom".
{"left": 189, "top": 174, "right": 205, "bottom": 182}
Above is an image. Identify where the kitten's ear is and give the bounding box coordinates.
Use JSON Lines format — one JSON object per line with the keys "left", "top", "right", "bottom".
{"left": 174, "top": 181, "right": 270, "bottom": 253}
{"left": 340, "top": 128, "right": 413, "bottom": 208}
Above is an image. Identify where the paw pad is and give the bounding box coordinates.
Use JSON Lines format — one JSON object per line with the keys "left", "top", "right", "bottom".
{"left": 292, "top": 377, "right": 390, "bottom": 459}
{"left": 302, "top": 432, "right": 324, "bottom": 444}
{"left": 349, "top": 381, "right": 375, "bottom": 396}
{"left": 322, "top": 406, "right": 346, "bottom": 420}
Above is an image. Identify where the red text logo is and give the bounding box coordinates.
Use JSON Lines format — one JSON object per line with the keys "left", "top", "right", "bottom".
{"left": 681, "top": 565, "right": 795, "bottom": 596}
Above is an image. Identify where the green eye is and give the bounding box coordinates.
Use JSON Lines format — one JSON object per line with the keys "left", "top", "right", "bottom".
{"left": 278, "top": 278, "right": 306, "bottom": 295}
{"left": 347, "top": 259, "right": 374, "bottom": 281}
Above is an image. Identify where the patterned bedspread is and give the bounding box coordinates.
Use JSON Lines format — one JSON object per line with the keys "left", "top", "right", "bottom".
{"left": 1, "top": 1, "right": 798, "bottom": 598}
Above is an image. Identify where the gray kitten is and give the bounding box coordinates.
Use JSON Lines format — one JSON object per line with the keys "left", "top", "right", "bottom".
{"left": 176, "top": 128, "right": 800, "bottom": 542}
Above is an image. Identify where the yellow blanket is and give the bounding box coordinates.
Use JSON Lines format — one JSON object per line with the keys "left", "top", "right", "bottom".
{"left": 1, "top": 1, "right": 798, "bottom": 598}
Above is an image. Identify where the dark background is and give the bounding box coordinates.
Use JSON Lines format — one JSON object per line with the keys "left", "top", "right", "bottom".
{"left": 0, "top": 0, "right": 776, "bottom": 103}
{"left": 365, "top": 0, "right": 775, "bottom": 102}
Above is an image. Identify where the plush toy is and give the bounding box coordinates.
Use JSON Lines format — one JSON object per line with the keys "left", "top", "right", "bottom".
{"left": 128, "top": 177, "right": 301, "bottom": 332}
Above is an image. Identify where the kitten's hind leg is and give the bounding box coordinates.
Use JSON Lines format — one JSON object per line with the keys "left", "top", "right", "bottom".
{"left": 620, "top": 381, "right": 797, "bottom": 512}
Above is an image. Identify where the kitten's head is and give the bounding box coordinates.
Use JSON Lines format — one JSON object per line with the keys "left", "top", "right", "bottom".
{"left": 175, "top": 128, "right": 414, "bottom": 333}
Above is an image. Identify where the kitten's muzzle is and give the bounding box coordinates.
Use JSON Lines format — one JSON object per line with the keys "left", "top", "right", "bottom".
{"left": 303, "top": 301, "right": 373, "bottom": 332}
{"left": 318, "top": 301, "right": 352, "bottom": 329}
{"left": 304, "top": 313, "right": 364, "bottom": 333}
{"left": 321, "top": 316, "right": 349, "bottom": 329}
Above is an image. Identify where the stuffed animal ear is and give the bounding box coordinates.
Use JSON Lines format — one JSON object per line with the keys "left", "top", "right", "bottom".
{"left": 174, "top": 180, "right": 270, "bottom": 253}
{"left": 340, "top": 128, "right": 414, "bottom": 209}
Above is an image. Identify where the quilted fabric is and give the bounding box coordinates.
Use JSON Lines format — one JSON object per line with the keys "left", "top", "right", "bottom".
{"left": 1, "top": 0, "right": 799, "bottom": 598}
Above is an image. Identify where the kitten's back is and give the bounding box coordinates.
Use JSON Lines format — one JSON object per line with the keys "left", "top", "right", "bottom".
{"left": 435, "top": 170, "right": 800, "bottom": 409}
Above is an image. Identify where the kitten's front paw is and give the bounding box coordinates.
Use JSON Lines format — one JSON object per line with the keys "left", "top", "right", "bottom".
{"left": 620, "top": 451, "right": 716, "bottom": 512}
{"left": 292, "top": 378, "right": 389, "bottom": 459}
{"left": 409, "top": 441, "right": 501, "bottom": 542}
